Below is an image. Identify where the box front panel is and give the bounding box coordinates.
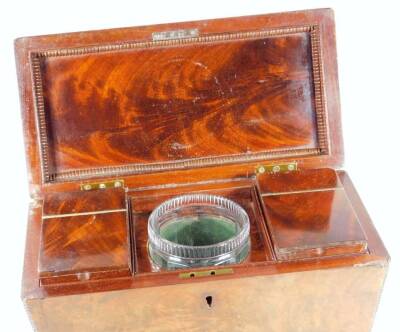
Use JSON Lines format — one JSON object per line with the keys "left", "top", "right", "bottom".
{"left": 26, "top": 265, "right": 387, "bottom": 332}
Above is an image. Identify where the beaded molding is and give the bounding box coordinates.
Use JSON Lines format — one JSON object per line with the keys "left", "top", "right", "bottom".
{"left": 30, "top": 25, "right": 328, "bottom": 183}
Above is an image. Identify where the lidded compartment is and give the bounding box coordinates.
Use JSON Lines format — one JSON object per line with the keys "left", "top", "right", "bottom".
{"left": 39, "top": 188, "right": 131, "bottom": 285}
{"left": 257, "top": 169, "right": 368, "bottom": 260}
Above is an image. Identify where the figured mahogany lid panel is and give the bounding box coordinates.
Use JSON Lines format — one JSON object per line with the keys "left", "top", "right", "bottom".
{"left": 257, "top": 168, "right": 340, "bottom": 193}
{"left": 39, "top": 189, "right": 130, "bottom": 284}
{"left": 262, "top": 189, "right": 368, "bottom": 260}
{"left": 43, "top": 188, "right": 126, "bottom": 216}
{"left": 39, "top": 211, "right": 131, "bottom": 285}
{"left": 15, "top": 9, "right": 342, "bottom": 188}
{"left": 258, "top": 169, "right": 368, "bottom": 260}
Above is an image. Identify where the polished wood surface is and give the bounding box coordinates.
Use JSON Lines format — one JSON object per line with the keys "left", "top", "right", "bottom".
{"left": 40, "top": 188, "right": 130, "bottom": 285}
{"left": 20, "top": 168, "right": 388, "bottom": 298}
{"left": 258, "top": 168, "right": 367, "bottom": 259}
{"left": 38, "top": 32, "right": 320, "bottom": 180}
{"left": 39, "top": 189, "right": 131, "bottom": 285}
{"left": 22, "top": 169, "right": 389, "bottom": 332}
{"left": 15, "top": 8, "right": 343, "bottom": 192}
{"left": 43, "top": 188, "right": 125, "bottom": 215}
{"left": 39, "top": 211, "right": 131, "bottom": 285}
{"left": 15, "top": 8, "right": 388, "bottom": 332}
{"left": 262, "top": 189, "right": 367, "bottom": 260}
{"left": 26, "top": 266, "right": 387, "bottom": 332}
{"left": 257, "top": 168, "right": 340, "bottom": 193}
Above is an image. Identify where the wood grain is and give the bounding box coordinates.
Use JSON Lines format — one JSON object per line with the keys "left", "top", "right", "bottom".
{"left": 43, "top": 188, "right": 125, "bottom": 216}
{"left": 15, "top": 9, "right": 388, "bottom": 332}
{"left": 39, "top": 211, "right": 131, "bottom": 285}
{"left": 22, "top": 166, "right": 389, "bottom": 299}
{"left": 257, "top": 168, "right": 340, "bottom": 193}
{"left": 262, "top": 189, "right": 368, "bottom": 260}
{"left": 15, "top": 8, "right": 344, "bottom": 189}
{"left": 35, "top": 31, "right": 320, "bottom": 182}
{"left": 26, "top": 266, "right": 387, "bottom": 332}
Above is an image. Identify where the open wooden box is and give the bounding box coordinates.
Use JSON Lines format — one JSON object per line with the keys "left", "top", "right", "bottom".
{"left": 15, "top": 8, "right": 388, "bottom": 332}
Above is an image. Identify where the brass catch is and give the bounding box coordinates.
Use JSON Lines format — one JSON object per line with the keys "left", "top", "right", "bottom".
{"left": 80, "top": 179, "right": 124, "bottom": 191}
{"left": 179, "top": 268, "right": 233, "bottom": 279}
{"left": 256, "top": 162, "right": 298, "bottom": 175}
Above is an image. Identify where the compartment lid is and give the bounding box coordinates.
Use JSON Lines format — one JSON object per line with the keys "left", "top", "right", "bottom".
{"left": 15, "top": 8, "right": 343, "bottom": 194}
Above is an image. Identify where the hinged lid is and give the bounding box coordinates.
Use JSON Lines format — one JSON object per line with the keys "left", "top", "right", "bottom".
{"left": 15, "top": 8, "right": 343, "bottom": 195}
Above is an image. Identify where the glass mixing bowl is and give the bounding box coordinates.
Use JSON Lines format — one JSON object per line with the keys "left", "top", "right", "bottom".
{"left": 148, "top": 194, "right": 250, "bottom": 270}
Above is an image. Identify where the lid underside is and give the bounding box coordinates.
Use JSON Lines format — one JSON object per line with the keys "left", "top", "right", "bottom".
{"left": 17, "top": 9, "right": 342, "bottom": 186}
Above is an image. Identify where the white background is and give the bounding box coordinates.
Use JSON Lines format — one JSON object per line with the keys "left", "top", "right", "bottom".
{"left": 0, "top": 1, "right": 398, "bottom": 331}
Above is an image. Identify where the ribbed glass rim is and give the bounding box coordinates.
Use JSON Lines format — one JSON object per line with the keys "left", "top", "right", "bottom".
{"left": 148, "top": 194, "right": 250, "bottom": 259}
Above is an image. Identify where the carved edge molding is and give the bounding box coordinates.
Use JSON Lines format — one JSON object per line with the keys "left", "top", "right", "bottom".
{"left": 309, "top": 25, "right": 329, "bottom": 155}
{"left": 30, "top": 25, "right": 328, "bottom": 183}
{"left": 31, "top": 55, "right": 51, "bottom": 183}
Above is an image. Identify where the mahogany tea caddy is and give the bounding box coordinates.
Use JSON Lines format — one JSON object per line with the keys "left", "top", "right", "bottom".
{"left": 15, "top": 8, "right": 388, "bottom": 332}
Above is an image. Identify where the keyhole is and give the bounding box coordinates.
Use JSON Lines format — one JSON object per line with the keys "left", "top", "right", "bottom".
{"left": 205, "top": 295, "right": 213, "bottom": 308}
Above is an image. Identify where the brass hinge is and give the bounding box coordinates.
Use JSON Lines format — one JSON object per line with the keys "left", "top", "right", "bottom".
{"left": 80, "top": 179, "right": 124, "bottom": 191}
{"left": 255, "top": 162, "right": 298, "bottom": 175}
